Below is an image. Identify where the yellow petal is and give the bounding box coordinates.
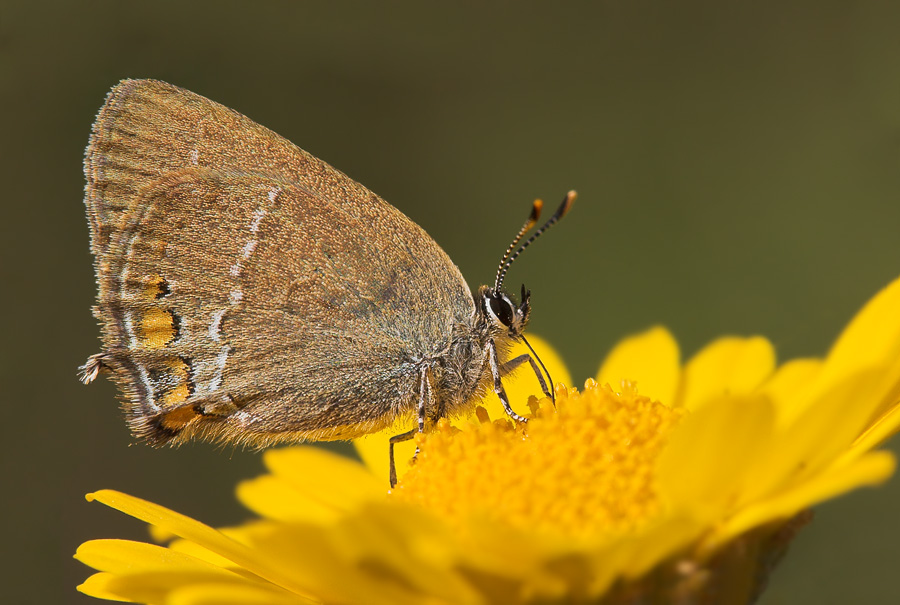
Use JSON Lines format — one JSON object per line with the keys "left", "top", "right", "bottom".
{"left": 460, "top": 515, "right": 564, "bottom": 589}
{"left": 166, "top": 535, "right": 249, "bottom": 570}
{"left": 75, "top": 539, "right": 244, "bottom": 576}
{"left": 455, "top": 514, "right": 705, "bottom": 600}
{"left": 236, "top": 476, "right": 342, "bottom": 525}
{"left": 455, "top": 519, "right": 590, "bottom": 601}
{"left": 166, "top": 522, "right": 310, "bottom": 572}
{"left": 846, "top": 402, "right": 900, "bottom": 462}
{"left": 355, "top": 334, "right": 570, "bottom": 486}
{"left": 758, "top": 358, "right": 822, "bottom": 426}
{"left": 85, "top": 490, "right": 314, "bottom": 598}
{"left": 822, "top": 274, "right": 900, "bottom": 380}
{"left": 87, "top": 501, "right": 429, "bottom": 605}
{"left": 261, "top": 447, "right": 381, "bottom": 498}
{"left": 658, "top": 394, "right": 776, "bottom": 520}
{"left": 715, "top": 450, "right": 896, "bottom": 545}
{"left": 679, "top": 336, "right": 776, "bottom": 411}
{"left": 596, "top": 326, "right": 681, "bottom": 405}
{"left": 333, "top": 502, "right": 484, "bottom": 604}
{"left": 729, "top": 368, "right": 885, "bottom": 509}
{"left": 168, "top": 583, "right": 313, "bottom": 605}
{"left": 87, "top": 573, "right": 288, "bottom": 605}
{"left": 223, "top": 516, "right": 461, "bottom": 605}
{"left": 818, "top": 274, "right": 900, "bottom": 425}
{"left": 237, "top": 447, "right": 382, "bottom": 522}
{"left": 76, "top": 573, "right": 131, "bottom": 602}
{"left": 75, "top": 539, "right": 296, "bottom": 603}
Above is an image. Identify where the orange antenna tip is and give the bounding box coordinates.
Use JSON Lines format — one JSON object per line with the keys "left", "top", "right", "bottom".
{"left": 528, "top": 199, "right": 543, "bottom": 229}
{"left": 560, "top": 190, "right": 577, "bottom": 218}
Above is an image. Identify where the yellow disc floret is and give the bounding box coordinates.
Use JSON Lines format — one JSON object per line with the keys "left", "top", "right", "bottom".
{"left": 394, "top": 379, "right": 683, "bottom": 538}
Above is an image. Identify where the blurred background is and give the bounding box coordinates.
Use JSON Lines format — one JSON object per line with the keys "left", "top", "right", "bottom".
{"left": 2, "top": 1, "right": 900, "bottom": 602}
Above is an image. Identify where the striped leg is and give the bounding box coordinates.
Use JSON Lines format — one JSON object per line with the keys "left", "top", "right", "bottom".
{"left": 488, "top": 339, "right": 528, "bottom": 423}
{"left": 388, "top": 365, "right": 430, "bottom": 488}
{"left": 500, "top": 353, "right": 552, "bottom": 399}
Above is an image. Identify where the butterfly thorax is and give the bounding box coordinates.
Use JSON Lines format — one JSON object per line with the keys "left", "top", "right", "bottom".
{"left": 425, "top": 284, "right": 530, "bottom": 420}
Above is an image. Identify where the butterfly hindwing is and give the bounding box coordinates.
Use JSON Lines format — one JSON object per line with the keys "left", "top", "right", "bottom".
{"left": 84, "top": 80, "right": 476, "bottom": 446}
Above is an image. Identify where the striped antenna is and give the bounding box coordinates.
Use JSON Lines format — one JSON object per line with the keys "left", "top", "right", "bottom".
{"left": 494, "top": 190, "right": 576, "bottom": 291}
{"left": 494, "top": 199, "right": 543, "bottom": 291}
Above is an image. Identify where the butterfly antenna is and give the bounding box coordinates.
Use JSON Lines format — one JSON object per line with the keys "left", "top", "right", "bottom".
{"left": 494, "top": 199, "right": 543, "bottom": 291}
{"left": 495, "top": 190, "right": 576, "bottom": 291}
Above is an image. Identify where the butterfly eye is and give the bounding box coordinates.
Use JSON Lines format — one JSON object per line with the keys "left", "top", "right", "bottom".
{"left": 487, "top": 294, "right": 515, "bottom": 327}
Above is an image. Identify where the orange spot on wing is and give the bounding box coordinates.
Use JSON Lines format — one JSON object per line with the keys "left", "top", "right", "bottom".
{"left": 160, "top": 358, "right": 191, "bottom": 405}
{"left": 140, "top": 307, "right": 175, "bottom": 349}
{"left": 142, "top": 274, "right": 168, "bottom": 300}
{"left": 163, "top": 382, "right": 190, "bottom": 406}
{"left": 159, "top": 404, "right": 199, "bottom": 431}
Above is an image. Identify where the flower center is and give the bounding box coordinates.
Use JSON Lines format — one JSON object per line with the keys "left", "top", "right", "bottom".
{"left": 393, "top": 380, "right": 682, "bottom": 538}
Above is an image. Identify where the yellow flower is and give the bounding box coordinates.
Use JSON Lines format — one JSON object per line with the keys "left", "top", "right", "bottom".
{"left": 76, "top": 275, "right": 900, "bottom": 604}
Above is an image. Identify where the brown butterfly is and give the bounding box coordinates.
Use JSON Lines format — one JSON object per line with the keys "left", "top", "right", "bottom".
{"left": 80, "top": 79, "right": 573, "bottom": 485}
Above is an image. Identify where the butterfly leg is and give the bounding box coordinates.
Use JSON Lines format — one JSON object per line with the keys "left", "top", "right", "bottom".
{"left": 500, "top": 353, "right": 552, "bottom": 399}
{"left": 388, "top": 366, "right": 431, "bottom": 488}
{"left": 389, "top": 428, "right": 416, "bottom": 488}
{"left": 487, "top": 339, "right": 528, "bottom": 424}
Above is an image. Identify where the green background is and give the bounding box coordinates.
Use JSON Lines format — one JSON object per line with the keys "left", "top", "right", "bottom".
{"left": 3, "top": 1, "right": 900, "bottom": 602}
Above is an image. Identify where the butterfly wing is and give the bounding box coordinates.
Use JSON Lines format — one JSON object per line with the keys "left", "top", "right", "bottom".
{"left": 84, "top": 80, "right": 476, "bottom": 446}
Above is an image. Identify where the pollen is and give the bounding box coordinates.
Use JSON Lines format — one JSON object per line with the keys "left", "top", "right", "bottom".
{"left": 394, "top": 380, "right": 683, "bottom": 537}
